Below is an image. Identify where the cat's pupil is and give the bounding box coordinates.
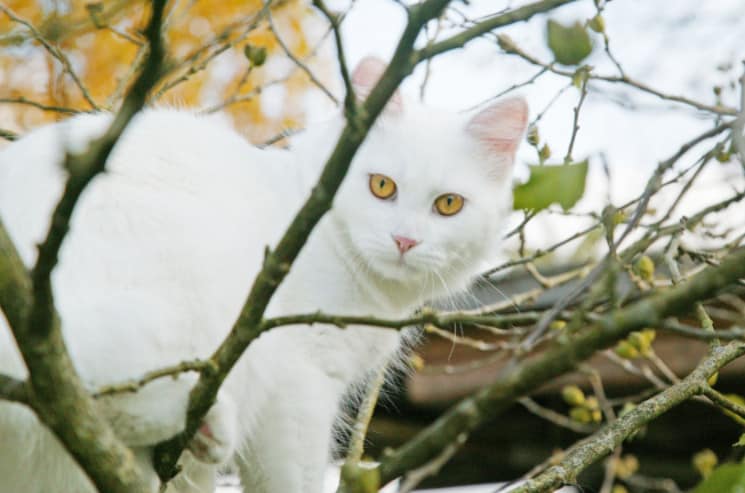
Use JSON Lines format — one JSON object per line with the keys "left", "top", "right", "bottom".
{"left": 447, "top": 196, "right": 453, "bottom": 205}
{"left": 379, "top": 179, "right": 386, "bottom": 189}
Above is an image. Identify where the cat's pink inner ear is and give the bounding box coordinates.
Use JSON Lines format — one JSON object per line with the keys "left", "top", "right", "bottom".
{"left": 466, "top": 97, "right": 529, "bottom": 155}
{"left": 351, "top": 56, "right": 403, "bottom": 114}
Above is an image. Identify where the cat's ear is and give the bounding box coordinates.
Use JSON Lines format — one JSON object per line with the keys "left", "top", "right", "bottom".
{"left": 351, "top": 56, "right": 403, "bottom": 115}
{"left": 466, "top": 96, "right": 529, "bottom": 159}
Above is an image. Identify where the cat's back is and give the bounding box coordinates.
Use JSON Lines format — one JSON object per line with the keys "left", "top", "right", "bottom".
{"left": 0, "top": 109, "right": 297, "bottom": 262}
{"left": 0, "top": 109, "right": 300, "bottom": 381}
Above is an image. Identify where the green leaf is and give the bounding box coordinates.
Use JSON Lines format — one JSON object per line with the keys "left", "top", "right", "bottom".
{"left": 547, "top": 20, "right": 593, "bottom": 66}
{"left": 513, "top": 160, "right": 589, "bottom": 212}
{"left": 693, "top": 464, "right": 745, "bottom": 493}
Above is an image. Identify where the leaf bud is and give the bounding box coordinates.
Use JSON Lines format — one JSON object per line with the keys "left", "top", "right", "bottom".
{"left": 692, "top": 449, "right": 717, "bottom": 478}
{"left": 615, "top": 340, "right": 639, "bottom": 359}
{"left": 550, "top": 320, "right": 567, "bottom": 331}
{"left": 634, "top": 255, "right": 655, "bottom": 281}
{"left": 497, "top": 34, "right": 518, "bottom": 54}
{"left": 561, "top": 385, "right": 585, "bottom": 406}
{"left": 588, "top": 14, "right": 606, "bottom": 34}
{"left": 244, "top": 45, "right": 267, "bottom": 67}
{"left": 570, "top": 406, "right": 593, "bottom": 423}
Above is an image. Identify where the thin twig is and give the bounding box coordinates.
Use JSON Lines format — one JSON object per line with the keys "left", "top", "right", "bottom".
{"left": 396, "top": 433, "right": 467, "bottom": 493}
{"left": 0, "top": 373, "right": 29, "bottom": 405}
{"left": 267, "top": 3, "right": 338, "bottom": 105}
{"left": 564, "top": 74, "right": 589, "bottom": 163}
{"left": 508, "top": 342, "right": 745, "bottom": 493}
{"left": 498, "top": 38, "right": 738, "bottom": 116}
{"left": 0, "top": 97, "right": 81, "bottom": 114}
{"left": 312, "top": 0, "right": 354, "bottom": 114}
{"left": 519, "top": 397, "right": 597, "bottom": 434}
{"left": 702, "top": 385, "right": 745, "bottom": 423}
{"left": 0, "top": 4, "right": 100, "bottom": 109}
{"left": 0, "top": 128, "right": 18, "bottom": 141}
{"left": 93, "top": 359, "right": 213, "bottom": 398}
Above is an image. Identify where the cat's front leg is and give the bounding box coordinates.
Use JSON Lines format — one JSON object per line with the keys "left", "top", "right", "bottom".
{"left": 187, "top": 391, "right": 238, "bottom": 465}
{"left": 235, "top": 364, "right": 345, "bottom": 493}
{"left": 157, "top": 393, "right": 240, "bottom": 493}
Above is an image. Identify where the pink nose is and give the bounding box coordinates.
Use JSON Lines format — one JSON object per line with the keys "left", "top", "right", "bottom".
{"left": 392, "top": 235, "right": 419, "bottom": 255}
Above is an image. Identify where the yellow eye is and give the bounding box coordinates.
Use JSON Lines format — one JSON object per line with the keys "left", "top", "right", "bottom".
{"left": 434, "top": 193, "right": 465, "bottom": 216}
{"left": 369, "top": 173, "right": 397, "bottom": 200}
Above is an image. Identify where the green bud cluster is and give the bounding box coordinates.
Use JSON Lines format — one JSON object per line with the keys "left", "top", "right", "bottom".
{"left": 611, "top": 454, "right": 639, "bottom": 479}
{"left": 562, "top": 385, "right": 602, "bottom": 423}
{"left": 614, "top": 328, "right": 656, "bottom": 359}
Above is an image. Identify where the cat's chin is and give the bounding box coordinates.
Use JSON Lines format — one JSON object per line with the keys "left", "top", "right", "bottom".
{"left": 369, "top": 255, "right": 429, "bottom": 284}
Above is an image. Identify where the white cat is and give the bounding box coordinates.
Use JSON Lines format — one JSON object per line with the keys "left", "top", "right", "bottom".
{"left": 0, "top": 57, "right": 528, "bottom": 493}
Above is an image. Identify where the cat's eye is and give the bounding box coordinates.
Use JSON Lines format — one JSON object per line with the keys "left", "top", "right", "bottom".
{"left": 369, "top": 173, "right": 397, "bottom": 200}
{"left": 434, "top": 193, "right": 465, "bottom": 216}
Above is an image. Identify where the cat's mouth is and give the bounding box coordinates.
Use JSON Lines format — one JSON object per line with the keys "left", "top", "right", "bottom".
{"left": 372, "top": 252, "right": 427, "bottom": 282}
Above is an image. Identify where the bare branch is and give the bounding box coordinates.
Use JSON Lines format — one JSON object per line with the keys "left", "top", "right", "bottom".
{"left": 312, "top": 0, "right": 355, "bottom": 115}
{"left": 497, "top": 36, "right": 738, "bottom": 116}
{"left": 564, "top": 74, "right": 589, "bottom": 163}
{"left": 509, "top": 342, "right": 745, "bottom": 492}
{"left": 0, "top": 97, "right": 82, "bottom": 115}
{"left": 267, "top": 3, "right": 339, "bottom": 105}
{"left": 521, "top": 121, "right": 736, "bottom": 349}
{"left": 336, "top": 368, "right": 387, "bottom": 493}
{"left": 397, "top": 433, "right": 467, "bottom": 493}
{"left": 0, "top": 373, "right": 29, "bottom": 406}
{"left": 376, "top": 247, "right": 745, "bottom": 486}
{"left": 0, "top": 3, "right": 100, "bottom": 110}
{"left": 93, "top": 359, "right": 214, "bottom": 398}
{"left": 151, "top": 2, "right": 273, "bottom": 101}
{"left": 0, "top": 128, "right": 18, "bottom": 141}
{"left": 0, "top": 2, "right": 167, "bottom": 491}
{"left": 702, "top": 385, "right": 745, "bottom": 424}
{"left": 415, "top": 0, "right": 578, "bottom": 62}
{"left": 518, "top": 397, "right": 598, "bottom": 434}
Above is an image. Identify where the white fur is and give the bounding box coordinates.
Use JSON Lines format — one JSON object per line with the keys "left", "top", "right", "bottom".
{"left": 0, "top": 78, "right": 526, "bottom": 491}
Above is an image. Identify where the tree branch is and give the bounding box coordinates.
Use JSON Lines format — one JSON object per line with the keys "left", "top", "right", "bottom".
{"left": 415, "top": 0, "right": 577, "bottom": 62}
{"left": 0, "top": 1, "right": 167, "bottom": 491}
{"left": 93, "top": 359, "right": 214, "bottom": 398}
{"left": 0, "top": 4, "right": 100, "bottom": 110}
{"left": 701, "top": 385, "right": 745, "bottom": 424}
{"left": 496, "top": 36, "right": 738, "bottom": 116}
{"left": 266, "top": 2, "right": 338, "bottom": 105}
{"left": 376, "top": 247, "right": 745, "bottom": 486}
{"left": 509, "top": 342, "right": 745, "bottom": 492}
{"left": 312, "top": 0, "right": 355, "bottom": 116}
{"left": 0, "top": 128, "right": 18, "bottom": 141}
{"left": 0, "top": 373, "right": 29, "bottom": 406}
{"left": 0, "top": 97, "right": 82, "bottom": 114}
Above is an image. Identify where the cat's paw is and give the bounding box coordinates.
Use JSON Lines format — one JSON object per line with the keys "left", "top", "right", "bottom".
{"left": 187, "top": 393, "right": 238, "bottom": 465}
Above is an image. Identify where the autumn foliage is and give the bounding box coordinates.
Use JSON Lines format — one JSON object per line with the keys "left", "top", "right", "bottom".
{"left": 0, "top": 0, "right": 323, "bottom": 142}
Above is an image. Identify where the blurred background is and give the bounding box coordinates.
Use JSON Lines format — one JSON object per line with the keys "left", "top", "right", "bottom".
{"left": 2, "top": 0, "right": 744, "bottom": 491}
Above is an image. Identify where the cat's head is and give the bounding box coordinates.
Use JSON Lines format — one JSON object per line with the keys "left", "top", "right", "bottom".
{"left": 326, "top": 57, "right": 528, "bottom": 298}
